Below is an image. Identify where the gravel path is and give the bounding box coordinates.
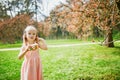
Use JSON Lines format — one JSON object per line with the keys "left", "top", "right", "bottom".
{"left": 0, "top": 42, "right": 100, "bottom": 51}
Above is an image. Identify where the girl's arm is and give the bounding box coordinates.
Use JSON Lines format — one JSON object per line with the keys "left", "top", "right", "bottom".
{"left": 18, "top": 46, "right": 29, "bottom": 60}
{"left": 38, "top": 38, "right": 48, "bottom": 50}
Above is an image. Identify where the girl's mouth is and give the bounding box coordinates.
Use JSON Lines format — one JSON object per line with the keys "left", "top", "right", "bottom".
{"left": 30, "top": 37, "right": 33, "bottom": 39}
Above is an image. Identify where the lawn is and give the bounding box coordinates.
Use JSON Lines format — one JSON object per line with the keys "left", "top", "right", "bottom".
{"left": 0, "top": 40, "right": 120, "bottom": 80}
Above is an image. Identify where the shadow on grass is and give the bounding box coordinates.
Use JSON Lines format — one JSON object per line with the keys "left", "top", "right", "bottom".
{"left": 114, "top": 46, "right": 120, "bottom": 49}
{"left": 111, "top": 50, "right": 120, "bottom": 56}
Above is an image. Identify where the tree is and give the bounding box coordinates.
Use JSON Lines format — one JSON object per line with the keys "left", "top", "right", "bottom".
{"left": 48, "top": 0, "right": 120, "bottom": 47}
{"left": 0, "top": 14, "right": 31, "bottom": 43}
{"left": 0, "top": 0, "right": 47, "bottom": 43}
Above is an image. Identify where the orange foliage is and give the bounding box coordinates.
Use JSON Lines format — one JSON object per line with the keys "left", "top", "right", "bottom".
{"left": 49, "top": 0, "right": 120, "bottom": 39}
{"left": 0, "top": 14, "right": 31, "bottom": 43}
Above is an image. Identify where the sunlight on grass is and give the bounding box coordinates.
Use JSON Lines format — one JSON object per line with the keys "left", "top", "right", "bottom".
{"left": 40, "top": 43, "right": 120, "bottom": 80}
{"left": 0, "top": 41, "right": 120, "bottom": 80}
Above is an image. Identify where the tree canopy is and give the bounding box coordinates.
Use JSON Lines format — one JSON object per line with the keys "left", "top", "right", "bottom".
{"left": 44, "top": 0, "right": 120, "bottom": 47}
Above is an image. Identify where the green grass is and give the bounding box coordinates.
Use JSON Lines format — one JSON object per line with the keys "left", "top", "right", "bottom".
{"left": 0, "top": 43, "right": 22, "bottom": 49}
{"left": 0, "top": 41, "right": 120, "bottom": 80}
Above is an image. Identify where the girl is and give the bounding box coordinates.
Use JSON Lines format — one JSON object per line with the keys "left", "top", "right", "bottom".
{"left": 18, "top": 25, "right": 48, "bottom": 80}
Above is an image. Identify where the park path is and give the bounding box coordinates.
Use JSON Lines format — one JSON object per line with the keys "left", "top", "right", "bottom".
{"left": 0, "top": 42, "right": 100, "bottom": 51}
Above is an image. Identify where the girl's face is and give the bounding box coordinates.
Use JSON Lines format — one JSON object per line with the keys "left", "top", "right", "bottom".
{"left": 26, "top": 29, "right": 36, "bottom": 43}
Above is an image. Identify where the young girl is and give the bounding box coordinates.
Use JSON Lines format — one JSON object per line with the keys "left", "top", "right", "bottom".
{"left": 18, "top": 25, "right": 48, "bottom": 80}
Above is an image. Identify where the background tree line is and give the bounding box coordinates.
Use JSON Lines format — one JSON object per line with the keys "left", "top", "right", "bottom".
{"left": 44, "top": 0, "right": 120, "bottom": 47}
{"left": 0, "top": 0, "right": 120, "bottom": 47}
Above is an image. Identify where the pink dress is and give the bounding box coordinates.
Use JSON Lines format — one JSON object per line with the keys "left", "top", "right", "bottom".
{"left": 21, "top": 48, "right": 43, "bottom": 80}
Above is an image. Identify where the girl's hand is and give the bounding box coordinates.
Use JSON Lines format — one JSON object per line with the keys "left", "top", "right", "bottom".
{"left": 27, "top": 44, "right": 38, "bottom": 51}
{"left": 37, "top": 37, "right": 48, "bottom": 50}
{"left": 39, "top": 38, "right": 44, "bottom": 41}
{"left": 31, "top": 44, "right": 39, "bottom": 50}
{"left": 26, "top": 45, "right": 33, "bottom": 51}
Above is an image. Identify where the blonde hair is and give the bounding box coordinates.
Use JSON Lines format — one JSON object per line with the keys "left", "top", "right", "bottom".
{"left": 23, "top": 25, "right": 39, "bottom": 46}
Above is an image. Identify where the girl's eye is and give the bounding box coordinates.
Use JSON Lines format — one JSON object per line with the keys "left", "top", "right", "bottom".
{"left": 28, "top": 33, "right": 31, "bottom": 35}
{"left": 33, "top": 33, "right": 35, "bottom": 35}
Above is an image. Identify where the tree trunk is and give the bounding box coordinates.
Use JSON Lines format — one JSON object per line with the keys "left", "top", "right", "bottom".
{"left": 103, "top": 29, "right": 114, "bottom": 47}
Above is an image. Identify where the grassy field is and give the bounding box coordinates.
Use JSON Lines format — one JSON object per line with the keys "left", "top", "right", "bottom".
{"left": 0, "top": 40, "right": 120, "bottom": 80}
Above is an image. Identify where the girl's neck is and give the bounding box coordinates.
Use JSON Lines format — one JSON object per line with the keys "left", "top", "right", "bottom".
{"left": 28, "top": 41, "right": 35, "bottom": 44}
